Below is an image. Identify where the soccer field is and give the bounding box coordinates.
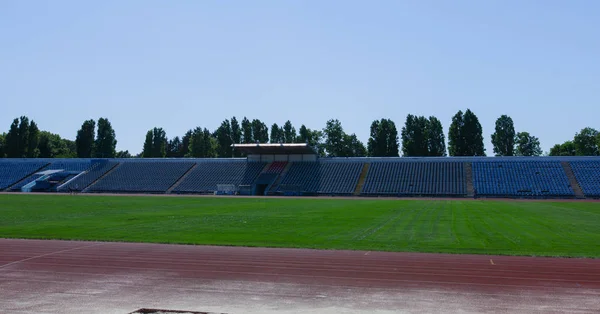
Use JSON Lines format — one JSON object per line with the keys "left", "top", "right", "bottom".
{"left": 1, "top": 194, "right": 599, "bottom": 258}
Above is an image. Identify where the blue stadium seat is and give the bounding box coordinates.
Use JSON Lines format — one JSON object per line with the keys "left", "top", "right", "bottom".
{"left": 11, "top": 160, "right": 93, "bottom": 191}
{"left": 472, "top": 161, "right": 573, "bottom": 197}
{"left": 173, "top": 161, "right": 265, "bottom": 194}
{"left": 361, "top": 161, "right": 465, "bottom": 196}
{"left": 570, "top": 161, "right": 600, "bottom": 197}
{"left": 58, "top": 160, "right": 119, "bottom": 192}
{"left": 0, "top": 160, "right": 48, "bottom": 190}
{"left": 89, "top": 161, "right": 195, "bottom": 193}
{"left": 277, "top": 161, "right": 363, "bottom": 195}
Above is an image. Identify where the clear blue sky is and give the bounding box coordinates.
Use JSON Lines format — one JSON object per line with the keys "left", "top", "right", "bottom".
{"left": 1, "top": 0, "right": 598, "bottom": 155}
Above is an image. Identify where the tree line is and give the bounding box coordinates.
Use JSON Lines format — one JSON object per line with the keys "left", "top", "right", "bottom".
{"left": 1, "top": 110, "right": 599, "bottom": 158}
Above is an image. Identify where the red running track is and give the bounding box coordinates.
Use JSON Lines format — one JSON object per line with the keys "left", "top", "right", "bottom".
{"left": 0, "top": 239, "right": 599, "bottom": 313}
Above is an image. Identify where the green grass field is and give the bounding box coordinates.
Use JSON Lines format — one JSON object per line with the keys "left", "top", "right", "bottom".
{"left": 1, "top": 194, "right": 599, "bottom": 257}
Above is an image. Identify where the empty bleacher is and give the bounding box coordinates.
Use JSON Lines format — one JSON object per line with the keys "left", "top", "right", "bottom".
{"left": 2, "top": 157, "right": 600, "bottom": 198}
{"left": 570, "top": 160, "right": 600, "bottom": 197}
{"left": 173, "top": 161, "right": 265, "bottom": 194}
{"left": 10, "top": 160, "right": 93, "bottom": 191}
{"left": 472, "top": 160, "right": 573, "bottom": 197}
{"left": 276, "top": 161, "right": 363, "bottom": 195}
{"left": 58, "top": 160, "right": 119, "bottom": 192}
{"left": 0, "top": 160, "right": 48, "bottom": 190}
{"left": 361, "top": 161, "right": 465, "bottom": 196}
{"left": 89, "top": 161, "right": 195, "bottom": 193}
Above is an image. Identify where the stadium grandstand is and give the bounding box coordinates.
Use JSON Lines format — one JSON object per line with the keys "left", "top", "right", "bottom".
{"left": 1, "top": 143, "right": 600, "bottom": 199}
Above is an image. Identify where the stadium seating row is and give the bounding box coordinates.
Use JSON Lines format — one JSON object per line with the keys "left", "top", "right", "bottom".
{"left": 1, "top": 158, "right": 600, "bottom": 198}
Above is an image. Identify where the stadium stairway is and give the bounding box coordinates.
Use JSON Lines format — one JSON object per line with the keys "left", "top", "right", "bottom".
{"left": 267, "top": 162, "right": 293, "bottom": 194}
{"left": 561, "top": 161, "right": 585, "bottom": 199}
{"left": 465, "top": 162, "right": 474, "bottom": 197}
{"left": 166, "top": 163, "right": 199, "bottom": 194}
{"left": 82, "top": 162, "right": 121, "bottom": 193}
{"left": 353, "top": 162, "right": 369, "bottom": 196}
{"left": 3, "top": 163, "right": 50, "bottom": 192}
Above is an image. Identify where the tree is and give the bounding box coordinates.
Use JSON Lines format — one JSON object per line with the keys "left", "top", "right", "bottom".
{"left": 283, "top": 120, "right": 297, "bottom": 143}
{"left": 251, "top": 119, "right": 269, "bottom": 143}
{"left": 297, "top": 125, "right": 325, "bottom": 156}
{"left": 323, "top": 119, "right": 346, "bottom": 157}
{"left": 549, "top": 141, "right": 576, "bottom": 156}
{"left": 181, "top": 130, "right": 192, "bottom": 157}
{"left": 116, "top": 150, "right": 132, "bottom": 158}
{"left": 142, "top": 130, "right": 153, "bottom": 158}
{"left": 38, "top": 131, "right": 69, "bottom": 158}
{"left": 188, "top": 127, "right": 217, "bottom": 158}
{"left": 270, "top": 123, "right": 284, "bottom": 143}
{"left": 167, "top": 136, "right": 182, "bottom": 158}
{"left": 142, "top": 128, "right": 167, "bottom": 158}
{"left": 0, "top": 133, "right": 5, "bottom": 158}
{"left": 515, "top": 132, "right": 542, "bottom": 156}
{"left": 76, "top": 119, "right": 96, "bottom": 158}
{"left": 491, "top": 115, "right": 515, "bottom": 156}
{"left": 340, "top": 133, "right": 367, "bottom": 157}
{"left": 214, "top": 120, "right": 233, "bottom": 157}
{"left": 573, "top": 127, "right": 599, "bottom": 156}
{"left": 368, "top": 119, "right": 399, "bottom": 157}
{"left": 62, "top": 139, "right": 76, "bottom": 157}
{"left": 401, "top": 115, "right": 429, "bottom": 156}
{"left": 427, "top": 117, "right": 446, "bottom": 156}
{"left": 448, "top": 109, "right": 485, "bottom": 156}
{"left": 241, "top": 117, "right": 253, "bottom": 144}
{"left": 94, "top": 118, "right": 117, "bottom": 158}
{"left": 5, "top": 116, "right": 34, "bottom": 158}
{"left": 27, "top": 120, "right": 40, "bottom": 158}
{"left": 230, "top": 117, "right": 242, "bottom": 157}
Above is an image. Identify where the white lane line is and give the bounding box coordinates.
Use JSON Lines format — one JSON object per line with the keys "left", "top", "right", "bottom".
{"left": 0, "top": 243, "right": 105, "bottom": 269}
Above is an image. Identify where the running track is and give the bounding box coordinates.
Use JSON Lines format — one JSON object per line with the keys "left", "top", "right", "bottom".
{"left": 1, "top": 239, "right": 599, "bottom": 313}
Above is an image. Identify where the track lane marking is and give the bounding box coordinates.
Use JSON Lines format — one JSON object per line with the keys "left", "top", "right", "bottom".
{"left": 0, "top": 243, "right": 104, "bottom": 270}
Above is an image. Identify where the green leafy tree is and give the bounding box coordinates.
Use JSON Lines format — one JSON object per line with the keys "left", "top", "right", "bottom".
{"left": 142, "top": 130, "right": 153, "bottom": 158}
{"left": 61, "top": 139, "right": 76, "bottom": 157}
{"left": 270, "top": 123, "right": 284, "bottom": 143}
{"left": 76, "top": 119, "right": 96, "bottom": 158}
{"left": 0, "top": 133, "right": 5, "bottom": 157}
{"left": 368, "top": 119, "right": 399, "bottom": 157}
{"left": 448, "top": 109, "right": 485, "bottom": 156}
{"left": 491, "top": 115, "right": 515, "bottom": 156}
{"left": 181, "top": 130, "right": 192, "bottom": 157}
{"left": 573, "top": 127, "right": 599, "bottom": 156}
{"left": 297, "top": 125, "right": 325, "bottom": 156}
{"left": 283, "top": 120, "right": 297, "bottom": 143}
{"left": 94, "top": 118, "right": 117, "bottom": 158}
{"left": 549, "top": 141, "right": 576, "bottom": 156}
{"left": 5, "top": 118, "right": 20, "bottom": 157}
{"left": 188, "top": 127, "right": 217, "bottom": 158}
{"left": 27, "top": 120, "right": 40, "bottom": 158}
{"left": 116, "top": 150, "right": 132, "bottom": 158}
{"left": 340, "top": 133, "right": 367, "bottom": 157}
{"left": 401, "top": 115, "right": 429, "bottom": 156}
{"left": 427, "top": 117, "right": 446, "bottom": 156}
{"left": 241, "top": 117, "right": 253, "bottom": 143}
{"left": 323, "top": 119, "right": 346, "bottom": 157}
{"left": 38, "top": 131, "right": 68, "bottom": 158}
{"left": 167, "top": 136, "right": 182, "bottom": 157}
{"left": 142, "top": 127, "right": 167, "bottom": 158}
{"left": 230, "top": 117, "right": 242, "bottom": 157}
{"left": 214, "top": 120, "right": 233, "bottom": 157}
{"left": 251, "top": 119, "right": 269, "bottom": 143}
{"left": 5, "top": 116, "right": 33, "bottom": 157}
{"left": 515, "top": 132, "right": 542, "bottom": 156}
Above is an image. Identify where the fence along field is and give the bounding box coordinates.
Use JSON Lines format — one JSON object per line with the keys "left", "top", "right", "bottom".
{"left": 0, "top": 194, "right": 599, "bottom": 258}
